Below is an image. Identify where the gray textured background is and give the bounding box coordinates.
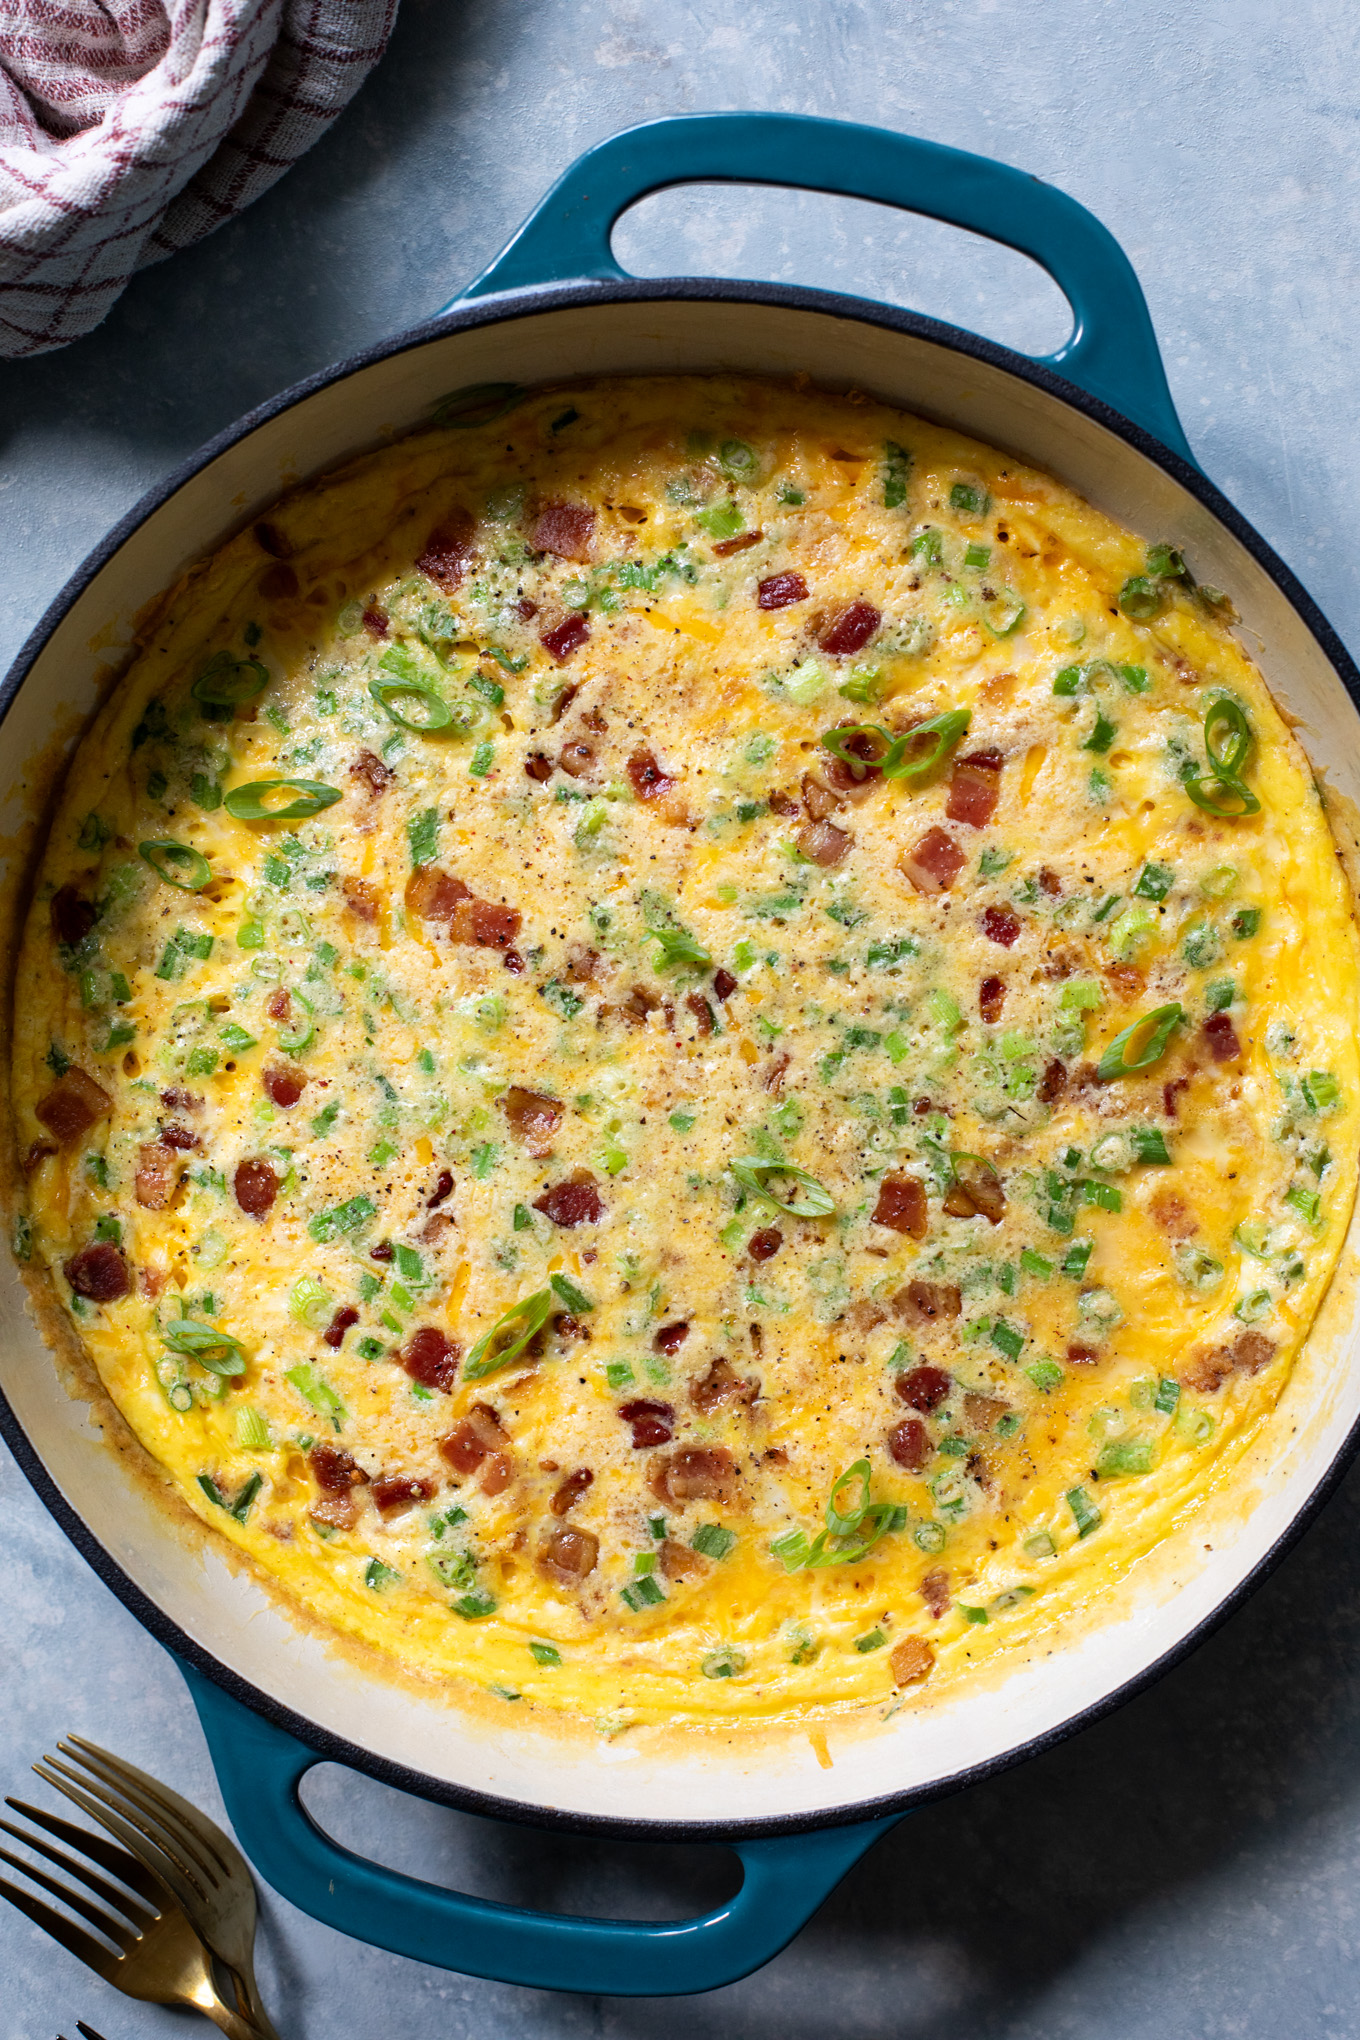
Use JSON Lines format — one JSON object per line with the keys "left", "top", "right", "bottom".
{"left": 6, "top": 2, "right": 1360, "bottom": 2033}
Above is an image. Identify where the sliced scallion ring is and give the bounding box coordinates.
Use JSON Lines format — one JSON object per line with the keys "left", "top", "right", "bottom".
{"left": 139, "top": 839, "right": 212, "bottom": 891}
{"left": 431, "top": 382, "right": 526, "bottom": 428}
{"left": 882, "top": 708, "right": 971, "bottom": 782}
{"left": 190, "top": 652, "right": 270, "bottom": 706}
{"left": 645, "top": 924, "right": 712, "bottom": 971}
{"left": 465, "top": 1287, "right": 554, "bottom": 1381}
{"left": 980, "top": 587, "right": 1027, "bottom": 637}
{"left": 1205, "top": 697, "right": 1253, "bottom": 781}
{"left": 732, "top": 1157, "right": 835, "bottom": 1219}
{"left": 162, "top": 1319, "right": 246, "bottom": 1375}
{"left": 224, "top": 778, "right": 343, "bottom": 822}
{"left": 1096, "top": 1002, "right": 1184, "bottom": 1082}
{"left": 1183, "top": 772, "right": 1261, "bottom": 818}
{"left": 819, "top": 723, "right": 896, "bottom": 776}
{"left": 825, "top": 1458, "right": 872, "bottom": 1537}
{"left": 368, "top": 677, "right": 456, "bottom": 732}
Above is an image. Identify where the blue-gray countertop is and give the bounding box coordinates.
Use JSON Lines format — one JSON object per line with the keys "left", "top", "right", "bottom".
{"left": 7, "top": 3, "right": 1360, "bottom": 2033}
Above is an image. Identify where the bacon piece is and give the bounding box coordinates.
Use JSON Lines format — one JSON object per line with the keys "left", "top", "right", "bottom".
{"left": 455, "top": 896, "right": 522, "bottom": 949}
{"left": 538, "top": 1524, "right": 599, "bottom": 1584}
{"left": 531, "top": 499, "right": 596, "bottom": 560}
{"left": 818, "top": 600, "right": 881, "bottom": 656}
{"left": 324, "top": 1305, "right": 359, "bottom": 1349}
{"left": 558, "top": 740, "right": 596, "bottom": 779}
{"left": 534, "top": 1171, "right": 603, "bottom": 1227}
{"left": 748, "top": 1227, "right": 783, "bottom": 1261}
{"left": 1150, "top": 1187, "right": 1197, "bottom": 1239}
{"left": 135, "top": 1142, "right": 178, "bottom": 1210}
{"left": 404, "top": 1326, "right": 461, "bottom": 1393}
{"left": 350, "top": 750, "right": 393, "bottom": 798}
{"left": 919, "top": 1568, "right": 951, "bottom": 1618}
{"left": 685, "top": 991, "right": 715, "bottom": 1036}
{"left": 1181, "top": 1329, "right": 1275, "bottom": 1395}
{"left": 650, "top": 1445, "right": 736, "bottom": 1505}
{"left": 897, "top": 1365, "right": 951, "bottom": 1413}
{"left": 979, "top": 974, "right": 1005, "bottom": 1023}
{"left": 796, "top": 818, "right": 852, "bottom": 867}
{"left": 895, "top": 1278, "right": 962, "bottom": 1324}
{"left": 233, "top": 1158, "right": 278, "bottom": 1217}
{"left": 1202, "top": 1011, "right": 1241, "bottom": 1061}
{"left": 1067, "top": 1342, "right": 1101, "bottom": 1365}
{"left": 690, "top": 1357, "right": 758, "bottom": 1415}
{"left": 254, "top": 519, "right": 292, "bottom": 559}
{"left": 618, "top": 985, "right": 663, "bottom": 1027}
{"left": 427, "top": 1170, "right": 454, "bottom": 1208}
{"left": 372, "top": 1473, "right": 438, "bottom": 1520}
{"left": 1104, "top": 962, "right": 1145, "bottom": 1001}
{"left": 654, "top": 1321, "right": 690, "bottom": 1355}
{"left": 1164, "top": 1076, "right": 1191, "bottom": 1119}
{"left": 619, "top": 1398, "right": 675, "bottom": 1448}
{"left": 501, "top": 1087, "right": 562, "bottom": 1158}
{"left": 946, "top": 749, "right": 1003, "bottom": 828}
{"left": 371, "top": 1240, "right": 394, "bottom": 1261}
{"left": 516, "top": 596, "right": 539, "bottom": 620}
{"left": 267, "top": 989, "right": 291, "bottom": 1022}
{"left": 820, "top": 728, "right": 886, "bottom": 800}
{"left": 1038, "top": 1057, "right": 1068, "bottom": 1104}
{"left": 888, "top": 1417, "right": 930, "bottom": 1472}
{"left": 504, "top": 948, "right": 525, "bottom": 974}
{"left": 550, "top": 682, "right": 580, "bottom": 724}
{"left": 889, "top": 1636, "right": 935, "bottom": 1687}
{"left": 361, "top": 604, "right": 389, "bottom": 639}
{"left": 23, "top": 1140, "right": 55, "bottom": 1175}
{"left": 50, "top": 885, "right": 97, "bottom": 948}
{"left": 660, "top": 1538, "right": 705, "bottom": 1580}
{"left": 259, "top": 562, "right": 299, "bottom": 601}
{"left": 901, "top": 826, "right": 964, "bottom": 893}
{"left": 964, "top": 1392, "right": 1010, "bottom": 1432}
{"left": 757, "top": 571, "right": 808, "bottom": 610}
{"left": 872, "top": 1172, "right": 927, "bottom": 1237}
{"left": 551, "top": 1468, "right": 594, "bottom": 1517}
{"left": 160, "top": 1089, "right": 202, "bottom": 1112}
{"left": 63, "top": 1241, "right": 130, "bottom": 1302}
{"left": 800, "top": 773, "right": 842, "bottom": 823}
{"left": 416, "top": 508, "right": 476, "bottom": 592}
{"left": 712, "top": 529, "right": 764, "bottom": 556}
{"left": 440, "top": 1402, "right": 506, "bottom": 1472}
{"left": 35, "top": 1067, "right": 111, "bottom": 1149}
{"left": 768, "top": 788, "right": 800, "bottom": 817}
{"left": 763, "top": 1053, "right": 792, "bottom": 1096}
{"left": 626, "top": 747, "right": 677, "bottom": 800}
{"left": 982, "top": 905, "right": 1021, "bottom": 947}
{"left": 158, "top": 1122, "right": 199, "bottom": 1151}
{"left": 525, "top": 751, "right": 554, "bottom": 782}
{"left": 311, "top": 1444, "right": 367, "bottom": 1494}
{"left": 541, "top": 614, "right": 590, "bottom": 661}
{"left": 263, "top": 1066, "right": 306, "bottom": 1108}
{"left": 405, "top": 865, "right": 467, "bottom": 918}
{"left": 943, "top": 1155, "right": 1005, "bottom": 1224}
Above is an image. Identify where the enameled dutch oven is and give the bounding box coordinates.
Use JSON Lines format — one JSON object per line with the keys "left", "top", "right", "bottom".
{"left": 4, "top": 114, "right": 1360, "bottom": 1998}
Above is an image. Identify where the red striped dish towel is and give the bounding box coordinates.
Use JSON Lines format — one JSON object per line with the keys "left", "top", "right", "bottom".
{"left": 0, "top": 0, "right": 398, "bottom": 358}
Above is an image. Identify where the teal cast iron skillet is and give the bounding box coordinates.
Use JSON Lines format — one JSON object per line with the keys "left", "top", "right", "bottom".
{"left": 4, "top": 113, "right": 1360, "bottom": 1999}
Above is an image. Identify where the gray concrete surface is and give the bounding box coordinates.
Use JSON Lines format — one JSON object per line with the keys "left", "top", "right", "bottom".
{"left": 5, "top": 2, "right": 1360, "bottom": 2032}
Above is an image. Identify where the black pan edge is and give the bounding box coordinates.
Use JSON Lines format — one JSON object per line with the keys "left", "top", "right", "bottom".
{"left": 4, "top": 273, "right": 1360, "bottom": 1848}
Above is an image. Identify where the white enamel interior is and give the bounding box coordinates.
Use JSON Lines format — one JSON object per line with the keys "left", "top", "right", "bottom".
{"left": 4, "top": 293, "right": 1359, "bottom": 1832}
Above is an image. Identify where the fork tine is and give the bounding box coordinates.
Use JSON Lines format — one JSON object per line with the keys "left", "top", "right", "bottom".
{"left": 62, "top": 1737, "right": 226, "bottom": 1886}
{"left": 0, "top": 1816, "right": 156, "bottom": 1930}
{"left": 0, "top": 1868, "right": 119, "bottom": 1979}
{"left": 5, "top": 1798, "right": 167, "bottom": 1908}
{"left": 0, "top": 1840, "right": 141, "bottom": 1950}
{"left": 31, "top": 1763, "right": 201, "bottom": 1919}
{"left": 77, "top": 2028, "right": 112, "bottom": 2040}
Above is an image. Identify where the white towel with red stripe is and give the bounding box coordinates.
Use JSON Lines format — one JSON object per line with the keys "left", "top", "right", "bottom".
{"left": 0, "top": 0, "right": 397, "bottom": 358}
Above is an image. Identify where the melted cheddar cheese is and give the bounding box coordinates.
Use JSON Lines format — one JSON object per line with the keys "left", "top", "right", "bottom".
{"left": 11, "top": 375, "right": 1359, "bottom": 1730}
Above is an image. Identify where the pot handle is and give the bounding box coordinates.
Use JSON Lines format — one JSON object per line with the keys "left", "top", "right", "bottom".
{"left": 453, "top": 112, "right": 1194, "bottom": 465}
{"left": 182, "top": 1662, "right": 901, "bottom": 1996}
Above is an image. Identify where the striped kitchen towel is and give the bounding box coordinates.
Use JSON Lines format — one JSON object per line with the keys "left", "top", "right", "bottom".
{"left": 0, "top": 0, "right": 398, "bottom": 358}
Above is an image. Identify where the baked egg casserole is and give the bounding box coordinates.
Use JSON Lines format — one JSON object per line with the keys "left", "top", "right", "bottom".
{"left": 11, "top": 374, "right": 1359, "bottom": 1730}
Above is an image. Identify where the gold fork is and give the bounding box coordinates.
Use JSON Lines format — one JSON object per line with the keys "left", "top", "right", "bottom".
{"left": 0, "top": 1796, "right": 272, "bottom": 2037}
{"left": 27, "top": 1736, "right": 281, "bottom": 2040}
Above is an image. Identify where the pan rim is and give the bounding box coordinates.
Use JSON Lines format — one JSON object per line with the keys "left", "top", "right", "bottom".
{"left": 4, "top": 274, "right": 1360, "bottom": 1844}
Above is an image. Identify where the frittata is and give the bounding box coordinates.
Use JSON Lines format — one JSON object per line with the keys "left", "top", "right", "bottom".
{"left": 11, "top": 374, "right": 1359, "bottom": 1730}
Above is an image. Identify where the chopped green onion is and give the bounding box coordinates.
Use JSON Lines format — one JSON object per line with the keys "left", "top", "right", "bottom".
{"left": 162, "top": 1319, "right": 245, "bottom": 1375}
{"left": 1084, "top": 710, "right": 1117, "bottom": 754}
{"left": 454, "top": 1589, "right": 498, "bottom": 1619}
{"left": 464, "top": 1288, "right": 554, "bottom": 1380}
{"left": 191, "top": 652, "right": 269, "bottom": 706}
{"left": 1232, "top": 906, "right": 1262, "bottom": 939}
{"left": 225, "top": 779, "right": 342, "bottom": 822}
{"left": 991, "top": 1319, "right": 1025, "bottom": 1361}
{"left": 621, "top": 1576, "right": 666, "bottom": 1611}
{"left": 1023, "top": 1530, "right": 1056, "bottom": 1559}
{"left": 950, "top": 480, "right": 989, "bottom": 517}
{"left": 529, "top": 1641, "right": 561, "bottom": 1666}
{"left": 1118, "top": 574, "right": 1163, "bottom": 619}
{"left": 1067, "top": 1486, "right": 1102, "bottom": 1537}
{"left": 369, "top": 674, "right": 456, "bottom": 731}
{"left": 1130, "top": 1126, "right": 1171, "bottom": 1164}
{"left": 701, "top": 1646, "right": 746, "bottom": 1678}
{"left": 883, "top": 441, "right": 911, "bottom": 509}
{"left": 139, "top": 839, "right": 211, "bottom": 891}
{"left": 1096, "top": 1435, "right": 1154, "bottom": 1478}
{"left": 285, "top": 1362, "right": 347, "bottom": 1429}
{"left": 884, "top": 709, "right": 971, "bottom": 782}
{"left": 731, "top": 1156, "right": 834, "bottom": 1218}
{"left": 1304, "top": 1071, "right": 1341, "bottom": 1113}
{"left": 1096, "top": 1003, "right": 1184, "bottom": 1081}
{"left": 855, "top": 1628, "right": 887, "bottom": 1652}
{"left": 1154, "top": 1378, "right": 1181, "bottom": 1416}
{"left": 1133, "top": 862, "right": 1175, "bottom": 902}
{"left": 230, "top": 1471, "right": 264, "bottom": 1521}
{"left": 1020, "top": 1248, "right": 1053, "bottom": 1279}
{"left": 691, "top": 1523, "right": 736, "bottom": 1559}
{"left": 645, "top": 923, "right": 712, "bottom": 971}
{"left": 550, "top": 1272, "right": 593, "bottom": 1314}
